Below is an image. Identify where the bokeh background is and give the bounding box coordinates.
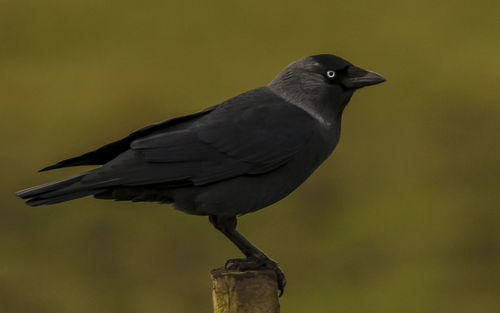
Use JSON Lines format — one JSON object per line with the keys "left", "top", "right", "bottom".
{"left": 1, "top": 1, "right": 499, "bottom": 312}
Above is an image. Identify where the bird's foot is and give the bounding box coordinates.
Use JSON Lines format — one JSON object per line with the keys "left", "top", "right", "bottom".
{"left": 224, "top": 255, "right": 287, "bottom": 296}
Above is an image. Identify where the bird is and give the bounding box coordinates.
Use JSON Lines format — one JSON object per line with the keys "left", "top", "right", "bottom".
{"left": 16, "top": 54, "right": 385, "bottom": 295}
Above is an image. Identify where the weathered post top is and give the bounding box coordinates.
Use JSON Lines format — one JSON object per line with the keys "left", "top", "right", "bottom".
{"left": 211, "top": 268, "right": 280, "bottom": 313}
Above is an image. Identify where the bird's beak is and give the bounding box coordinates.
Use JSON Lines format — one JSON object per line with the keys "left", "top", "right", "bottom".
{"left": 343, "top": 65, "right": 386, "bottom": 89}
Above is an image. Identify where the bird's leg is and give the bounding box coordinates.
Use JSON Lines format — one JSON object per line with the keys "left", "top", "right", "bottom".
{"left": 209, "top": 215, "right": 286, "bottom": 296}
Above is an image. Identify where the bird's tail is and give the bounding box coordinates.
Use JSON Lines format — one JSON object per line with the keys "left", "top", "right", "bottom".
{"left": 16, "top": 173, "right": 98, "bottom": 206}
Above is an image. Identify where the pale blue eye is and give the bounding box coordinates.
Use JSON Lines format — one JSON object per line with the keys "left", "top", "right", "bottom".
{"left": 326, "top": 70, "right": 336, "bottom": 78}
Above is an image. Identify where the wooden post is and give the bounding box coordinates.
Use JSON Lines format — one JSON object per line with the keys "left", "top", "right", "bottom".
{"left": 210, "top": 267, "right": 280, "bottom": 313}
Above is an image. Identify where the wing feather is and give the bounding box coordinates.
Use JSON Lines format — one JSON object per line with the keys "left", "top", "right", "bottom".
{"left": 40, "top": 106, "right": 216, "bottom": 171}
{"left": 115, "top": 87, "right": 316, "bottom": 186}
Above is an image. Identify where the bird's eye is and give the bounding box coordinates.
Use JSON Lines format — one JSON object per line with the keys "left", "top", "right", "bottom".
{"left": 326, "top": 70, "right": 336, "bottom": 78}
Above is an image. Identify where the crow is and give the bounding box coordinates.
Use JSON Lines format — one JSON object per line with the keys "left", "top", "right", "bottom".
{"left": 16, "top": 54, "right": 385, "bottom": 295}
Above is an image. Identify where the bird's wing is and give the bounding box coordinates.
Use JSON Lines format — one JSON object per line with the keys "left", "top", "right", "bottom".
{"left": 39, "top": 106, "right": 217, "bottom": 171}
{"left": 81, "top": 88, "right": 318, "bottom": 187}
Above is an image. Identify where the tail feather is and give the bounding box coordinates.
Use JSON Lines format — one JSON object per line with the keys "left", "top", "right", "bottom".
{"left": 26, "top": 190, "right": 99, "bottom": 206}
{"left": 16, "top": 173, "right": 96, "bottom": 206}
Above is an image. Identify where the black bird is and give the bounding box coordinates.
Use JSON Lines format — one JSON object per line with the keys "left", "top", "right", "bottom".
{"left": 16, "top": 54, "right": 385, "bottom": 295}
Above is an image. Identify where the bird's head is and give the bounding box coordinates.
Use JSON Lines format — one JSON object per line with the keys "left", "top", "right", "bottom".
{"left": 268, "top": 54, "right": 385, "bottom": 115}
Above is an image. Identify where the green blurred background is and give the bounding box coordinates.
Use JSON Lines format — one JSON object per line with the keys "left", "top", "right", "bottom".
{"left": 1, "top": 0, "right": 499, "bottom": 312}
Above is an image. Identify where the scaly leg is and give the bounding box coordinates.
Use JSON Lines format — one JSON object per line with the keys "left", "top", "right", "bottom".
{"left": 209, "top": 215, "right": 286, "bottom": 296}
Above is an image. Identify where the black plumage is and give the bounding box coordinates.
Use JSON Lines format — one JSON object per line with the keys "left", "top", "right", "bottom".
{"left": 17, "top": 54, "right": 385, "bottom": 294}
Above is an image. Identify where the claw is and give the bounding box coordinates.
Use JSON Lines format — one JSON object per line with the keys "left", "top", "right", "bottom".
{"left": 224, "top": 258, "right": 234, "bottom": 269}
{"left": 224, "top": 257, "right": 250, "bottom": 270}
{"left": 224, "top": 256, "right": 261, "bottom": 271}
{"left": 274, "top": 269, "right": 286, "bottom": 297}
{"left": 264, "top": 260, "right": 286, "bottom": 296}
